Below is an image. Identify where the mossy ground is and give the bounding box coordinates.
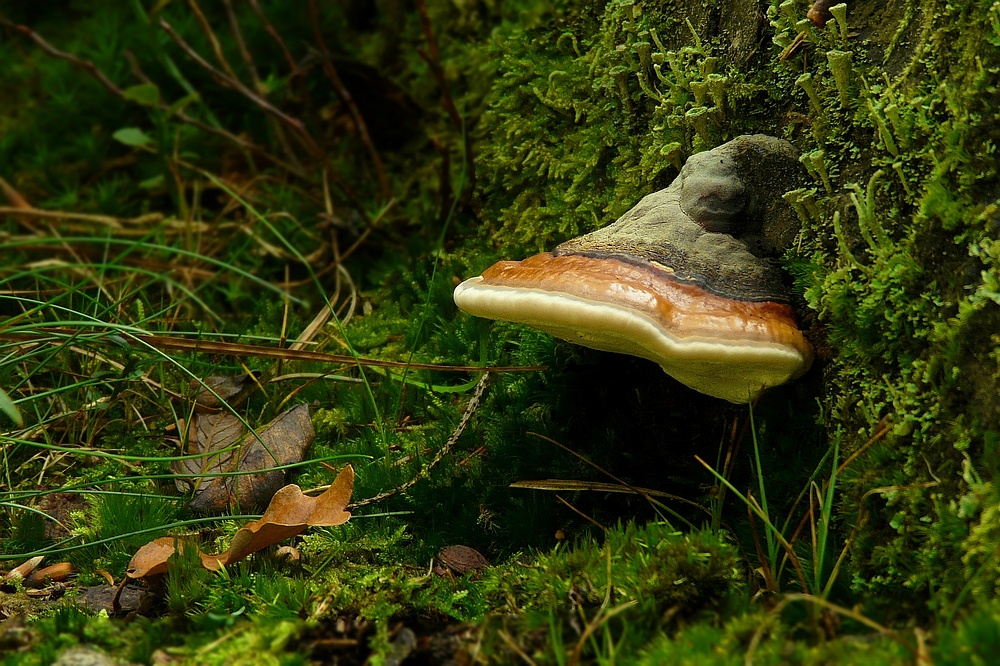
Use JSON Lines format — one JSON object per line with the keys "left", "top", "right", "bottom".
{"left": 1, "top": 0, "right": 999, "bottom": 663}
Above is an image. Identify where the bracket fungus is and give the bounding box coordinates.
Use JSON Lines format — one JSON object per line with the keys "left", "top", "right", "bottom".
{"left": 454, "top": 135, "right": 814, "bottom": 403}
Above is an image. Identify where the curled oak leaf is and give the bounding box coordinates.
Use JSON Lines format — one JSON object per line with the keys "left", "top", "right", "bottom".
{"left": 126, "top": 536, "right": 188, "bottom": 579}
{"left": 206, "top": 463, "right": 355, "bottom": 569}
{"left": 173, "top": 412, "right": 244, "bottom": 492}
{"left": 174, "top": 403, "right": 315, "bottom": 515}
{"left": 126, "top": 465, "right": 354, "bottom": 580}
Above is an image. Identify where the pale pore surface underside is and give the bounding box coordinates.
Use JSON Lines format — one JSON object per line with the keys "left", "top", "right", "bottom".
{"left": 454, "top": 276, "right": 808, "bottom": 403}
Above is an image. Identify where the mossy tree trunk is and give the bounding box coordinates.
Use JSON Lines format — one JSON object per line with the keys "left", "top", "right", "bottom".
{"left": 476, "top": 0, "right": 1000, "bottom": 618}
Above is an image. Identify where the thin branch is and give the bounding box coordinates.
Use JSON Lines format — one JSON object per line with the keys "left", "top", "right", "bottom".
{"left": 186, "top": 2, "right": 300, "bottom": 169}
{"left": 158, "top": 17, "right": 322, "bottom": 158}
{"left": 0, "top": 176, "right": 33, "bottom": 209}
{"left": 556, "top": 494, "right": 608, "bottom": 532}
{"left": 0, "top": 207, "right": 163, "bottom": 228}
{"left": 416, "top": 0, "right": 476, "bottom": 199}
{"left": 306, "top": 0, "right": 390, "bottom": 200}
{"left": 0, "top": 331, "right": 544, "bottom": 374}
{"left": 247, "top": 0, "right": 298, "bottom": 74}
{"left": 350, "top": 373, "right": 493, "bottom": 508}
{"left": 187, "top": 0, "right": 241, "bottom": 82}
{"left": 0, "top": 19, "right": 307, "bottom": 181}
{"left": 416, "top": 0, "right": 462, "bottom": 129}
{"left": 222, "top": 0, "right": 261, "bottom": 88}
{"left": 0, "top": 16, "right": 125, "bottom": 97}
{"left": 122, "top": 51, "right": 307, "bottom": 179}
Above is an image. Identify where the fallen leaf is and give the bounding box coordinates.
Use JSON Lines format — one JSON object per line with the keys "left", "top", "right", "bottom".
{"left": 437, "top": 545, "right": 489, "bottom": 575}
{"left": 173, "top": 412, "right": 244, "bottom": 492}
{"left": 125, "top": 536, "right": 187, "bottom": 578}
{"left": 126, "top": 464, "right": 354, "bottom": 579}
{"left": 173, "top": 403, "right": 315, "bottom": 514}
{"left": 190, "top": 372, "right": 262, "bottom": 412}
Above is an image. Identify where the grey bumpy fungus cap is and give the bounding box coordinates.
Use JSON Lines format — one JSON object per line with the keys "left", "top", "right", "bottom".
{"left": 455, "top": 135, "right": 814, "bottom": 403}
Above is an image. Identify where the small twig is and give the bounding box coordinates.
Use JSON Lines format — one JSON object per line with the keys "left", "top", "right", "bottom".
{"left": 218, "top": 0, "right": 301, "bottom": 168}
{"left": 779, "top": 31, "right": 808, "bottom": 62}
{"left": 0, "top": 207, "right": 163, "bottom": 228}
{"left": 836, "top": 416, "right": 891, "bottom": 476}
{"left": 555, "top": 494, "right": 607, "bottom": 533}
{"left": 695, "top": 454, "right": 811, "bottom": 593}
{"left": 158, "top": 18, "right": 322, "bottom": 158}
{"left": 187, "top": 0, "right": 240, "bottom": 82}
{"left": 0, "top": 16, "right": 124, "bottom": 97}
{"left": 0, "top": 330, "right": 544, "bottom": 374}
{"left": 247, "top": 0, "right": 298, "bottom": 74}
{"left": 747, "top": 501, "right": 772, "bottom": 592}
{"left": 67, "top": 345, "right": 167, "bottom": 397}
{"left": 416, "top": 0, "right": 475, "bottom": 195}
{"left": 0, "top": 176, "right": 32, "bottom": 209}
{"left": 0, "top": 36, "right": 293, "bottom": 181}
{"left": 306, "top": 0, "right": 389, "bottom": 200}
{"left": 526, "top": 431, "right": 661, "bottom": 508}
{"left": 415, "top": 0, "right": 462, "bottom": 130}
{"left": 783, "top": 417, "right": 892, "bottom": 566}
{"left": 222, "top": 0, "right": 261, "bottom": 86}
{"left": 509, "top": 479, "right": 708, "bottom": 513}
{"left": 0, "top": 176, "right": 40, "bottom": 233}
{"left": 350, "top": 372, "right": 492, "bottom": 508}
{"left": 496, "top": 629, "right": 538, "bottom": 666}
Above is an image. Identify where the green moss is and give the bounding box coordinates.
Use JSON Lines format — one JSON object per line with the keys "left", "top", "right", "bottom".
{"left": 479, "top": 0, "right": 778, "bottom": 252}
{"left": 4, "top": 0, "right": 1000, "bottom": 661}
{"left": 466, "top": 0, "right": 1000, "bottom": 637}
{"left": 780, "top": 0, "right": 1000, "bottom": 618}
{"left": 934, "top": 599, "right": 1000, "bottom": 665}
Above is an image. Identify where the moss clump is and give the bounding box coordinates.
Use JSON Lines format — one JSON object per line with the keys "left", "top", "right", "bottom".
{"left": 507, "top": 521, "right": 742, "bottom": 614}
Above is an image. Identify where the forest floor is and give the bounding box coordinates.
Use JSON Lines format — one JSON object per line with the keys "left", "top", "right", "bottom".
{"left": 2, "top": 2, "right": 999, "bottom": 665}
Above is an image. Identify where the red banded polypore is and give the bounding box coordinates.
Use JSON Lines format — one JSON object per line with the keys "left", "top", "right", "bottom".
{"left": 454, "top": 135, "right": 814, "bottom": 403}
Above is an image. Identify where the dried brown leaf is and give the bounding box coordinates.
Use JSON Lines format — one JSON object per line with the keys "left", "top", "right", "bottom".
{"left": 173, "top": 412, "right": 244, "bottom": 492}
{"left": 173, "top": 403, "right": 315, "bottom": 514}
{"left": 126, "top": 537, "right": 187, "bottom": 578}
{"left": 126, "top": 464, "right": 354, "bottom": 579}
{"left": 190, "top": 372, "right": 262, "bottom": 412}
{"left": 437, "top": 545, "right": 489, "bottom": 575}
